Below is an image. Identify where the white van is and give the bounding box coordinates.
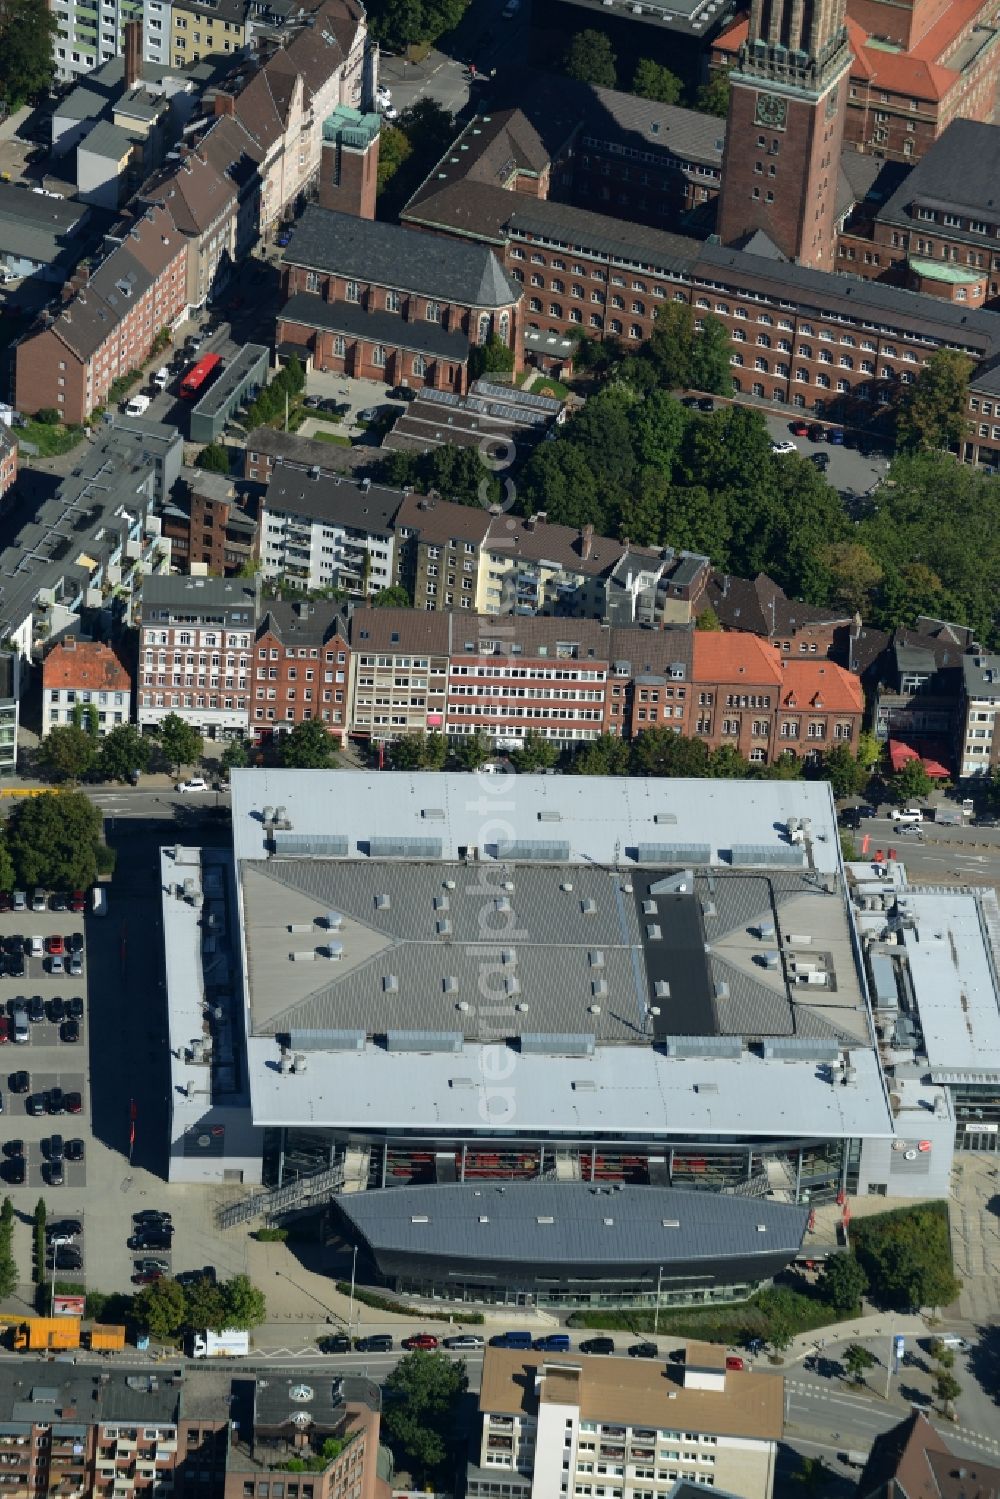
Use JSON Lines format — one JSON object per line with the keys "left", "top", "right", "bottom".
{"left": 891, "top": 807, "right": 924, "bottom": 824}
{"left": 92, "top": 887, "right": 108, "bottom": 917}
{"left": 153, "top": 367, "right": 169, "bottom": 390}
{"left": 124, "top": 392, "right": 151, "bottom": 416}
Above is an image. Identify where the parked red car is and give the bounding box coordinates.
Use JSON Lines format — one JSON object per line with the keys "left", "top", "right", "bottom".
{"left": 403, "top": 1333, "right": 439, "bottom": 1351}
{"left": 46, "top": 935, "right": 64, "bottom": 956}
{"left": 69, "top": 890, "right": 85, "bottom": 914}
{"left": 789, "top": 420, "right": 810, "bottom": 437}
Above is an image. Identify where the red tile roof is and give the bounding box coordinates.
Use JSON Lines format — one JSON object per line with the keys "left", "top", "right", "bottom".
{"left": 692, "top": 632, "right": 784, "bottom": 685}
{"left": 780, "top": 660, "right": 863, "bottom": 713}
{"left": 42, "top": 641, "right": 131, "bottom": 693}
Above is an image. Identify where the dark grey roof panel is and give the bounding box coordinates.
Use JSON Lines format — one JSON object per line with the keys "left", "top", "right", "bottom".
{"left": 279, "top": 292, "right": 472, "bottom": 360}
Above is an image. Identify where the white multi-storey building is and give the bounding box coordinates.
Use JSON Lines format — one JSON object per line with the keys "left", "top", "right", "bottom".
{"left": 259, "top": 469, "right": 397, "bottom": 598}
{"left": 470, "top": 1344, "right": 782, "bottom": 1499}
{"left": 138, "top": 574, "right": 258, "bottom": 739}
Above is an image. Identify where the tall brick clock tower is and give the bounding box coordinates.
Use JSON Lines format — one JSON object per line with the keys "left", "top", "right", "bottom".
{"left": 716, "top": 0, "right": 852, "bottom": 267}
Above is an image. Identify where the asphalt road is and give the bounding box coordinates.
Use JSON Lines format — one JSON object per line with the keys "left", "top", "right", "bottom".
{"left": 761, "top": 410, "right": 892, "bottom": 505}
{"left": 849, "top": 814, "right": 1000, "bottom": 887}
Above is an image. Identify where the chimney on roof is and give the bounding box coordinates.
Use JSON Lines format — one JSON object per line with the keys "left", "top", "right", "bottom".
{"left": 124, "top": 18, "right": 142, "bottom": 89}
{"left": 214, "top": 92, "right": 236, "bottom": 117}
{"left": 581, "top": 523, "right": 594, "bottom": 560}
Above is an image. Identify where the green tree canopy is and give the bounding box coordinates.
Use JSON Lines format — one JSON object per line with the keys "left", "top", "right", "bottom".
{"left": 7, "top": 791, "right": 102, "bottom": 891}
{"left": 98, "top": 724, "right": 151, "bottom": 783}
{"left": 892, "top": 756, "right": 933, "bottom": 804}
{"left": 383, "top": 1351, "right": 468, "bottom": 1485}
{"left": 377, "top": 124, "right": 413, "bottom": 191}
{"left": 0, "top": 0, "right": 57, "bottom": 108}
{"left": 220, "top": 737, "right": 249, "bottom": 778}
{"left": 697, "top": 68, "right": 730, "bottom": 115}
{"left": 134, "top": 1278, "right": 187, "bottom": 1341}
{"left": 897, "top": 348, "right": 973, "bottom": 453}
{"left": 390, "top": 731, "right": 447, "bottom": 771}
{"left": 630, "top": 727, "right": 711, "bottom": 778}
{"left": 36, "top": 726, "right": 97, "bottom": 784}
{"left": 510, "top": 730, "right": 560, "bottom": 773}
{"left": 853, "top": 1203, "right": 960, "bottom": 1311}
{"left": 632, "top": 58, "right": 682, "bottom": 103}
{"left": 156, "top": 714, "right": 203, "bottom": 774}
{"left": 689, "top": 314, "right": 732, "bottom": 396}
{"left": 565, "top": 29, "right": 617, "bottom": 87}
{"left": 220, "top": 1274, "right": 267, "bottom": 1330}
{"left": 183, "top": 1274, "right": 228, "bottom": 1333}
{"left": 196, "top": 443, "right": 230, "bottom": 474}
{"left": 450, "top": 730, "right": 491, "bottom": 771}
{"left": 822, "top": 1253, "right": 868, "bottom": 1315}
{"left": 372, "top": 585, "right": 412, "bottom": 607}
{"left": 279, "top": 720, "right": 338, "bottom": 769}
{"left": 573, "top": 734, "right": 631, "bottom": 776}
{"left": 844, "top": 1342, "right": 877, "bottom": 1384}
{"left": 696, "top": 606, "right": 722, "bottom": 631}
{"left": 820, "top": 744, "right": 867, "bottom": 800}
{"left": 367, "top": 0, "right": 467, "bottom": 49}
{"left": 469, "top": 333, "right": 516, "bottom": 380}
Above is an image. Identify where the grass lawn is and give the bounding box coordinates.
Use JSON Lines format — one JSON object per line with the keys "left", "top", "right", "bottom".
{"left": 516, "top": 370, "right": 572, "bottom": 401}
{"left": 567, "top": 1283, "right": 838, "bottom": 1345}
{"left": 18, "top": 420, "right": 87, "bottom": 457}
{"left": 312, "top": 429, "right": 352, "bottom": 447}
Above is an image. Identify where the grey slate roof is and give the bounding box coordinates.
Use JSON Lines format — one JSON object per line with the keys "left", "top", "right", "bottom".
{"left": 262, "top": 467, "right": 401, "bottom": 533}
{"left": 0, "top": 183, "right": 88, "bottom": 268}
{"left": 79, "top": 120, "right": 135, "bottom": 161}
{"left": 282, "top": 204, "right": 521, "bottom": 308}
{"left": 336, "top": 1182, "right": 810, "bottom": 1266}
{"left": 877, "top": 119, "right": 1000, "bottom": 242}
{"left": 258, "top": 598, "right": 348, "bottom": 649}
{"left": 279, "top": 293, "right": 473, "bottom": 360}
{"left": 56, "top": 87, "right": 106, "bottom": 123}
{"left": 142, "top": 574, "right": 259, "bottom": 617}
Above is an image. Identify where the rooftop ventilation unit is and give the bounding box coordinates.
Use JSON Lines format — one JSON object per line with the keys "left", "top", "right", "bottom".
{"left": 647, "top": 924, "right": 662, "bottom": 940}
{"left": 375, "top": 894, "right": 390, "bottom": 911}
{"left": 762, "top": 1037, "right": 841, "bottom": 1062}
{"left": 695, "top": 1081, "right": 719, "bottom": 1094}
{"left": 572, "top": 1078, "right": 597, "bottom": 1090}
{"left": 436, "top": 919, "right": 452, "bottom": 935}
{"left": 655, "top": 980, "right": 671, "bottom": 999}
{"left": 434, "top": 895, "right": 449, "bottom": 911}
{"left": 588, "top": 951, "right": 604, "bottom": 968}
{"left": 643, "top": 899, "right": 657, "bottom": 915}
{"left": 665, "top": 1036, "right": 742, "bottom": 1059}
{"left": 654, "top": 812, "right": 678, "bottom": 825}
{"left": 522, "top": 1032, "right": 595, "bottom": 1056}
{"left": 273, "top": 833, "right": 348, "bottom": 857}
{"left": 421, "top": 808, "right": 445, "bottom": 820}
{"left": 636, "top": 843, "right": 711, "bottom": 864}
{"left": 369, "top": 836, "right": 442, "bottom": 858}
{"left": 581, "top": 898, "right": 597, "bottom": 916}
{"left": 443, "top": 976, "right": 459, "bottom": 993}
{"left": 731, "top": 843, "right": 806, "bottom": 867}
{"left": 591, "top": 979, "right": 608, "bottom": 998}
{"left": 324, "top": 911, "right": 343, "bottom": 930}
{"left": 382, "top": 975, "right": 399, "bottom": 993}
{"left": 495, "top": 839, "right": 570, "bottom": 861}
{"left": 386, "top": 1031, "right": 463, "bottom": 1053}
{"left": 289, "top": 1029, "right": 364, "bottom": 1052}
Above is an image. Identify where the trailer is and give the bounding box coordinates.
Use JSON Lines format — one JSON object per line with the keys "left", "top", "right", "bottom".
{"left": 189, "top": 1328, "right": 250, "bottom": 1358}
{"left": 13, "top": 1317, "right": 80, "bottom": 1351}
{"left": 88, "top": 1326, "right": 126, "bottom": 1351}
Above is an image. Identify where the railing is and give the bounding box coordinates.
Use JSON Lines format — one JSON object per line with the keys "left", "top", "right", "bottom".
{"left": 216, "top": 1162, "right": 345, "bottom": 1228}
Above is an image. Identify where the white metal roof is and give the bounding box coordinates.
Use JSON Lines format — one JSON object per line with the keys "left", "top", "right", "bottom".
{"left": 902, "top": 888, "right": 1000, "bottom": 1075}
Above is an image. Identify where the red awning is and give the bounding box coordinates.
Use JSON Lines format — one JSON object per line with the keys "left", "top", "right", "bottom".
{"left": 888, "top": 737, "right": 951, "bottom": 779}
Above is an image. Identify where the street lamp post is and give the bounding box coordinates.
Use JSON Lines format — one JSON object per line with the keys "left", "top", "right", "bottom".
{"left": 348, "top": 1244, "right": 358, "bottom": 1341}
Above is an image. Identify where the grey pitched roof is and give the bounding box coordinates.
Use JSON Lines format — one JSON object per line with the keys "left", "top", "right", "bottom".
{"left": 262, "top": 467, "right": 401, "bottom": 533}
{"left": 508, "top": 199, "right": 699, "bottom": 277}
{"left": 79, "top": 120, "right": 135, "bottom": 160}
{"left": 336, "top": 1182, "right": 809, "bottom": 1266}
{"left": 56, "top": 87, "right": 106, "bottom": 122}
{"left": 877, "top": 119, "right": 1000, "bottom": 241}
{"left": 279, "top": 292, "right": 473, "bottom": 361}
{"left": 258, "top": 598, "right": 348, "bottom": 649}
{"left": 282, "top": 205, "right": 520, "bottom": 308}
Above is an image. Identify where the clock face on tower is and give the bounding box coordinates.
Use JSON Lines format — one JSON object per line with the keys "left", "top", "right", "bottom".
{"left": 754, "top": 91, "right": 788, "bottom": 129}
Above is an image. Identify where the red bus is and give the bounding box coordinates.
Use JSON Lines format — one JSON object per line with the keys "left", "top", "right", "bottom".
{"left": 180, "top": 352, "right": 222, "bottom": 400}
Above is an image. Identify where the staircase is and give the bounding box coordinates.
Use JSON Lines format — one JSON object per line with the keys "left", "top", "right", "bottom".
{"left": 555, "top": 1150, "right": 582, "bottom": 1182}
{"left": 341, "top": 1145, "right": 371, "bottom": 1193}
{"left": 216, "top": 1162, "right": 345, "bottom": 1229}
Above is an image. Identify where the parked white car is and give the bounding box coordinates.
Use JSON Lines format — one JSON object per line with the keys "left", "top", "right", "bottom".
{"left": 176, "top": 777, "right": 209, "bottom": 794}
{"left": 124, "top": 393, "right": 151, "bottom": 416}
{"left": 891, "top": 807, "right": 924, "bottom": 824}
{"left": 771, "top": 439, "right": 797, "bottom": 455}
{"left": 153, "top": 367, "right": 170, "bottom": 389}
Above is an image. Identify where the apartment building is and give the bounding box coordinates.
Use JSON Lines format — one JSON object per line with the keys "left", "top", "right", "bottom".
{"left": 349, "top": 608, "right": 450, "bottom": 739}
{"left": 42, "top": 638, "right": 131, "bottom": 736}
{"left": 14, "top": 202, "right": 188, "bottom": 423}
{"left": 161, "top": 469, "right": 258, "bottom": 575}
{"left": 0, "top": 653, "right": 20, "bottom": 777}
{"left": 957, "top": 654, "right": 1000, "bottom": 778}
{"left": 169, "top": 0, "right": 248, "bottom": 66}
{"left": 277, "top": 206, "right": 522, "bottom": 395}
{"left": 393, "top": 492, "right": 493, "bottom": 611}
{"left": 138, "top": 574, "right": 258, "bottom": 737}
{"left": 140, "top": 148, "right": 238, "bottom": 312}
{"left": 259, "top": 469, "right": 397, "bottom": 597}
{"left": 447, "top": 617, "right": 612, "bottom": 745}
{"left": 0, "top": 426, "right": 17, "bottom": 504}
{"left": 966, "top": 356, "right": 1000, "bottom": 469}
{"left": 251, "top": 598, "right": 349, "bottom": 744}
{"left": 698, "top": 573, "right": 853, "bottom": 660}
{"left": 469, "top": 1344, "right": 782, "bottom": 1499}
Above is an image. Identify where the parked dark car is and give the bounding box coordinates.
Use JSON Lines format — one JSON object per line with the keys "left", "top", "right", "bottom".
{"left": 697, "top": 396, "right": 714, "bottom": 412}
{"left": 64, "top": 1140, "right": 84, "bottom": 1162}
{"left": 26, "top": 1093, "right": 47, "bottom": 1116}
{"left": 321, "top": 1334, "right": 352, "bottom": 1354}
{"left": 628, "top": 1341, "right": 659, "bottom": 1358}
{"left": 60, "top": 1020, "right": 79, "bottom": 1043}
{"left": 387, "top": 385, "right": 417, "bottom": 403}
{"left": 67, "top": 997, "right": 84, "bottom": 1020}
{"left": 133, "top": 1210, "right": 172, "bottom": 1226}
{"left": 48, "top": 997, "right": 65, "bottom": 1023}
{"left": 580, "top": 1337, "right": 615, "bottom": 1355}
{"left": 27, "top": 996, "right": 44, "bottom": 1023}
{"left": 9, "top": 1071, "right": 28, "bottom": 1094}
{"left": 807, "top": 423, "right": 825, "bottom": 442}
{"left": 355, "top": 1334, "right": 392, "bottom": 1352}
{"left": 47, "top": 1089, "right": 64, "bottom": 1116}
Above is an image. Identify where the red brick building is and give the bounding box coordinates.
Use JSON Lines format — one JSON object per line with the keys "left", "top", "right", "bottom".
{"left": 162, "top": 470, "right": 258, "bottom": 576}
{"left": 0, "top": 426, "right": 17, "bottom": 505}
{"left": 251, "top": 599, "right": 350, "bottom": 745}
{"left": 276, "top": 205, "right": 522, "bottom": 395}
{"left": 14, "top": 203, "right": 187, "bottom": 422}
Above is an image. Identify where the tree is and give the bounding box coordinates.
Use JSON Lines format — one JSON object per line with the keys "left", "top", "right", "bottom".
{"left": 857, "top": 729, "right": 882, "bottom": 774}
{"left": 451, "top": 731, "right": 491, "bottom": 771}
{"left": 0, "top": 1196, "right": 17, "bottom": 1300}
{"left": 510, "top": 730, "right": 560, "bottom": 773}
{"left": 180, "top": 1273, "right": 228, "bottom": 1332}
{"left": 390, "top": 734, "right": 428, "bottom": 771}
{"left": 469, "top": 333, "right": 515, "bottom": 380}
{"left": 822, "top": 1253, "right": 868, "bottom": 1315}
{"left": 372, "top": 585, "right": 412, "bottom": 607}
{"left": 853, "top": 1203, "right": 961, "bottom": 1312}
{"left": 930, "top": 1340, "right": 955, "bottom": 1369}
{"left": 220, "top": 1273, "right": 267, "bottom": 1330}
{"left": 134, "top": 1278, "right": 187, "bottom": 1341}
{"left": 98, "top": 724, "right": 151, "bottom": 783}
{"left": 376, "top": 124, "right": 413, "bottom": 191}
{"left": 696, "top": 607, "right": 722, "bottom": 631}
{"left": 382, "top": 1351, "right": 468, "bottom": 1485}
{"left": 279, "top": 720, "right": 337, "bottom": 770}
{"left": 573, "top": 734, "right": 632, "bottom": 776}
{"left": 632, "top": 58, "right": 682, "bottom": 104}
{"left": 697, "top": 69, "right": 730, "bottom": 117}
{"left": 821, "top": 744, "right": 866, "bottom": 800}
{"left": 196, "top": 443, "right": 230, "bottom": 474}
{"left": 707, "top": 744, "right": 748, "bottom": 778}
{"left": 689, "top": 314, "right": 732, "bottom": 396}
{"left": 0, "top": 833, "right": 13, "bottom": 897}
{"left": 564, "top": 29, "right": 617, "bottom": 88}
{"left": 7, "top": 791, "right": 102, "bottom": 892}
{"left": 36, "top": 726, "right": 97, "bottom": 784}
{"left": 844, "top": 1342, "right": 877, "bottom": 1385}
{"left": 934, "top": 1369, "right": 962, "bottom": 1411}
{"left": 0, "top": 0, "right": 57, "bottom": 108}
{"left": 892, "top": 756, "right": 933, "bottom": 804}
{"left": 820, "top": 540, "right": 884, "bottom": 613}
{"left": 647, "top": 301, "right": 696, "bottom": 391}
{"left": 156, "top": 713, "right": 202, "bottom": 774}
{"left": 220, "top": 737, "right": 249, "bottom": 778}
{"left": 423, "top": 730, "right": 448, "bottom": 770}
{"left": 630, "top": 727, "right": 710, "bottom": 778}
{"left": 72, "top": 702, "right": 99, "bottom": 739}
{"left": 897, "top": 348, "right": 973, "bottom": 453}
